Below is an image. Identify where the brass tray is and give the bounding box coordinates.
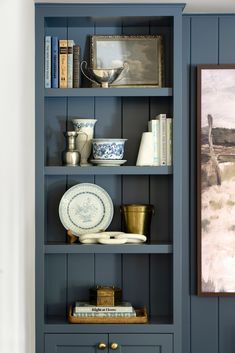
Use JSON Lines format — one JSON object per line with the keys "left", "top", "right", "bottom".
{"left": 68, "top": 306, "right": 148, "bottom": 324}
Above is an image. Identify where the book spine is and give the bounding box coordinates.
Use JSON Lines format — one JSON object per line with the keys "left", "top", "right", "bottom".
{"left": 44, "top": 36, "right": 51, "bottom": 88}
{"left": 74, "top": 305, "right": 134, "bottom": 313}
{"left": 73, "top": 44, "right": 81, "bottom": 88}
{"left": 59, "top": 40, "right": 68, "bottom": 88}
{"left": 73, "top": 311, "right": 136, "bottom": 318}
{"left": 51, "top": 36, "right": 58, "bottom": 88}
{"left": 148, "top": 120, "right": 160, "bottom": 166}
{"left": 167, "top": 118, "right": 173, "bottom": 166}
{"left": 67, "top": 40, "right": 74, "bottom": 88}
{"left": 157, "top": 114, "right": 167, "bottom": 166}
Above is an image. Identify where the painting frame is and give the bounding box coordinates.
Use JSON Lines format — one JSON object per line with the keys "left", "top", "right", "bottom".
{"left": 90, "top": 35, "right": 164, "bottom": 87}
{"left": 196, "top": 64, "right": 235, "bottom": 297}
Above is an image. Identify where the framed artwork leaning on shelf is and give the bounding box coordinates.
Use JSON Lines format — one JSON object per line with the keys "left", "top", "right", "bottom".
{"left": 91, "top": 35, "right": 164, "bottom": 87}
{"left": 197, "top": 64, "right": 235, "bottom": 296}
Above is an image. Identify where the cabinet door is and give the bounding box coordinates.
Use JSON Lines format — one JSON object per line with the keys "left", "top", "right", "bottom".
{"left": 45, "top": 334, "right": 108, "bottom": 353}
{"left": 109, "top": 334, "right": 173, "bottom": 353}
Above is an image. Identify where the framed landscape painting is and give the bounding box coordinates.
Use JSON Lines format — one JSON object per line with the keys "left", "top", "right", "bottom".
{"left": 91, "top": 35, "right": 163, "bottom": 87}
{"left": 197, "top": 65, "right": 235, "bottom": 295}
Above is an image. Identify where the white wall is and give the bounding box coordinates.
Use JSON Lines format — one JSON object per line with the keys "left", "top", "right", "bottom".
{"left": 0, "top": 0, "right": 35, "bottom": 353}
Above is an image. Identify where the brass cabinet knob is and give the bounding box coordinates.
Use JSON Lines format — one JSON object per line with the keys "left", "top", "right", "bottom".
{"left": 98, "top": 342, "right": 107, "bottom": 350}
{"left": 110, "top": 342, "right": 119, "bottom": 350}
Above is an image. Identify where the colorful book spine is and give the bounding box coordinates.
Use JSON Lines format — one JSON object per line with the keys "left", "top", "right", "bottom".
{"left": 67, "top": 40, "right": 74, "bottom": 88}
{"left": 148, "top": 120, "right": 160, "bottom": 166}
{"left": 44, "top": 36, "right": 51, "bottom": 88}
{"left": 156, "top": 114, "right": 167, "bottom": 166}
{"left": 166, "top": 118, "right": 173, "bottom": 166}
{"left": 73, "top": 44, "right": 81, "bottom": 88}
{"left": 59, "top": 40, "right": 68, "bottom": 88}
{"left": 51, "top": 36, "right": 58, "bottom": 88}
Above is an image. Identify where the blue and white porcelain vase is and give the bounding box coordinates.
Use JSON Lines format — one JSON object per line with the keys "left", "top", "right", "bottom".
{"left": 72, "top": 119, "right": 97, "bottom": 166}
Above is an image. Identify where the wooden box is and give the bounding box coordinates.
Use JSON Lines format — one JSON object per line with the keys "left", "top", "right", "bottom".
{"left": 90, "top": 286, "right": 122, "bottom": 306}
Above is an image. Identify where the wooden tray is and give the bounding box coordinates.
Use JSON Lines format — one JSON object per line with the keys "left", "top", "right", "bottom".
{"left": 68, "top": 306, "right": 148, "bottom": 324}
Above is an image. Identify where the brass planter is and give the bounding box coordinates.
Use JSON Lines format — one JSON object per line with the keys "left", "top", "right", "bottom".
{"left": 120, "top": 204, "right": 154, "bottom": 239}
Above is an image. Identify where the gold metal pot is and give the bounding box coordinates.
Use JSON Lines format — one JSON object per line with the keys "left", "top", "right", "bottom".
{"left": 120, "top": 204, "right": 154, "bottom": 238}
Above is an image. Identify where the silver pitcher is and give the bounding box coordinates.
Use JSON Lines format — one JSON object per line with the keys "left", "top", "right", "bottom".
{"left": 62, "top": 131, "right": 80, "bottom": 166}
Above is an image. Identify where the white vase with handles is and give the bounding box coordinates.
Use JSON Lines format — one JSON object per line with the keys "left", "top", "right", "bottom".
{"left": 72, "top": 119, "right": 97, "bottom": 166}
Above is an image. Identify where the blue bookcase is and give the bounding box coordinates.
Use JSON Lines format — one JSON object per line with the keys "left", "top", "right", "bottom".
{"left": 35, "top": 3, "right": 185, "bottom": 353}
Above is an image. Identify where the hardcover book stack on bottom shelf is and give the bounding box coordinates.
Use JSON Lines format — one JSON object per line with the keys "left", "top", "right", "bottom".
{"left": 73, "top": 302, "right": 136, "bottom": 318}
{"left": 68, "top": 285, "right": 148, "bottom": 324}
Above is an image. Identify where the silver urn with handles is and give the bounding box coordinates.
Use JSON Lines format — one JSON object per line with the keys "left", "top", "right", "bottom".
{"left": 81, "top": 61, "right": 128, "bottom": 88}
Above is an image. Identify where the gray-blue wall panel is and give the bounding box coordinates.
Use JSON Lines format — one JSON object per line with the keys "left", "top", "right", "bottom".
{"left": 184, "top": 14, "right": 235, "bottom": 353}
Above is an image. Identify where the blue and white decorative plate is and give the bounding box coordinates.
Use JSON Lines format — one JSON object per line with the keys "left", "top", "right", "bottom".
{"left": 90, "top": 159, "right": 127, "bottom": 166}
{"left": 59, "top": 183, "right": 114, "bottom": 236}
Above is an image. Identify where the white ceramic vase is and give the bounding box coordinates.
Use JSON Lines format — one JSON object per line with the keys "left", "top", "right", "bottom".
{"left": 72, "top": 119, "right": 97, "bottom": 166}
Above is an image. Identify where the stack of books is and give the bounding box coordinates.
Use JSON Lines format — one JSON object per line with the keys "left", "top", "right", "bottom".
{"left": 45, "top": 36, "right": 81, "bottom": 88}
{"left": 148, "top": 113, "right": 173, "bottom": 166}
{"left": 73, "top": 301, "right": 136, "bottom": 318}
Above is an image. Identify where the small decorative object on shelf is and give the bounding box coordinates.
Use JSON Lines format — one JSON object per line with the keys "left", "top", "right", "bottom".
{"left": 62, "top": 131, "right": 80, "bottom": 166}
{"left": 136, "top": 113, "right": 173, "bottom": 167}
{"left": 92, "top": 138, "right": 127, "bottom": 160}
{"left": 81, "top": 60, "right": 128, "bottom": 88}
{"left": 120, "top": 204, "right": 154, "bottom": 239}
{"left": 78, "top": 231, "right": 124, "bottom": 244}
{"left": 72, "top": 118, "right": 97, "bottom": 166}
{"left": 90, "top": 285, "right": 122, "bottom": 306}
{"left": 59, "top": 183, "right": 114, "bottom": 236}
{"left": 77, "top": 231, "right": 147, "bottom": 244}
{"left": 67, "top": 229, "right": 78, "bottom": 244}
{"left": 136, "top": 132, "right": 154, "bottom": 166}
{"left": 68, "top": 285, "right": 148, "bottom": 324}
{"left": 90, "top": 159, "right": 127, "bottom": 167}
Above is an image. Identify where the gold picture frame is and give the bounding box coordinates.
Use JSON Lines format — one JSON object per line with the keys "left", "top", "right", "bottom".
{"left": 90, "top": 35, "right": 164, "bottom": 87}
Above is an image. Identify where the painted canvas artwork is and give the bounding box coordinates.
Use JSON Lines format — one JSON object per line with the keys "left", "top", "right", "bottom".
{"left": 198, "top": 65, "right": 235, "bottom": 295}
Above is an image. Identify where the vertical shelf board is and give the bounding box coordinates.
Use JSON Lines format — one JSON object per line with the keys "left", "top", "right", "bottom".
{"left": 172, "top": 12, "right": 183, "bottom": 353}
{"left": 182, "top": 16, "right": 191, "bottom": 353}
{"left": 35, "top": 8, "right": 45, "bottom": 353}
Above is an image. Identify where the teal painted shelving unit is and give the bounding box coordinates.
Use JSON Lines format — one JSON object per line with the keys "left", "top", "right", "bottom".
{"left": 36, "top": 3, "right": 185, "bottom": 353}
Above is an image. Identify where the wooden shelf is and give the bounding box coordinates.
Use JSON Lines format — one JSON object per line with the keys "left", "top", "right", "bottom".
{"left": 44, "top": 242, "right": 173, "bottom": 254}
{"left": 45, "top": 87, "right": 173, "bottom": 97}
{"left": 44, "top": 166, "right": 173, "bottom": 175}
